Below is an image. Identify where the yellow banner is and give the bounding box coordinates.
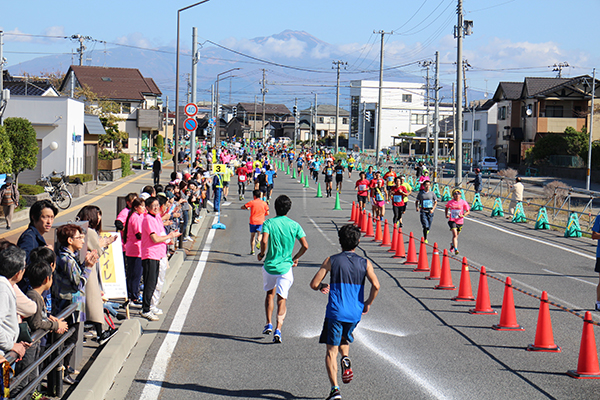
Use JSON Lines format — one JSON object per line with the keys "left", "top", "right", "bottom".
{"left": 212, "top": 164, "right": 227, "bottom": 174}
{"left": 212, "top": 149, "right": 217, "bottom": 163}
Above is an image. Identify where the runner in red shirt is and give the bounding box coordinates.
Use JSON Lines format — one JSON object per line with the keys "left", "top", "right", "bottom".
{"left": 370, "top": 171, "right": 386, "bottom": 220}
{"left": 236, "top": 164, "right": 249, "bottom": 200}
{"left": 383, "top": 166, "right": 397, "bottom": 202}
{"left": 390, "top": 177, "right": 409, "bottom": 227}
{"left": 354, "top": 172, "right": 370, "bottom": 211}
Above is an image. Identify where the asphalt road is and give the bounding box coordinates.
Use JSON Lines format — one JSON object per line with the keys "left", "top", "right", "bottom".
{"left": 122, "top": 166, "right": 600, "bottom": 400}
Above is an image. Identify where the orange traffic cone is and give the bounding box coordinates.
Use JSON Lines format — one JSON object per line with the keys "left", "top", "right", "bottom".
{"left": 404, "top": 232, "right": 418, "bottom": 264}
{"left": 413, "top": 238, "right": 430, "bottom": 272}
{"left": 527, "top": 291, "right": 560, "bottom": 352}
{"left": 392, "top": 227, "right": 406, "bottom": 258}
{"left": 426, "top": 243, "right": 441, "bottom": 280}
{"left": 492, "top": 277, "right": 524, "bottom": 331}
{"left": 388, "top": 222, "right": 397, "bottom": 252}
{"left": 360, "top": 210, "right": 367, "bottom": 234}
{"left": 380, "top": 220, "right": 391, "bottom": 247}
{"left": 349, "top": 201, "right": 356, "bottom": 222}
{"left": 373, "top": 218, "right": 382, "bottom": 242}
{"left": 452, "top": 257, "right": 475, "bottom": 301}
{"left": 435, "top": 249, "right": 456, "bottom": 290}
{"left": 469, "top": 266, "right": 497, "bottom": 314}
{"left": 365, "top": 214, "right": 374, "bottom": 237}
{"left": 568, "top": 311, "right": 600, "bottom": 378}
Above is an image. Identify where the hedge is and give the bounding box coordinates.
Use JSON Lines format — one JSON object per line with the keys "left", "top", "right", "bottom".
{"left": 18, "top": 184, "right": 44, "bottom": 195}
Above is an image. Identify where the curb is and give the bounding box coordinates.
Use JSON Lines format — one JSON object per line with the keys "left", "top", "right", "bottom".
{"left": 68, "top": 319, "right": 142, "bottom": 400}
{"left": 67, "top": 209, "right": 209, "bottom": 400}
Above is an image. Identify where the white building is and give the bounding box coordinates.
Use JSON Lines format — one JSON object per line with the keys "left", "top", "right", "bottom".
{"left": 348, "top": 80, "right": 453, "bottom": 151}
{"left": 461, "top": 99, "right": 497, "bottom": 164}
{"left": 3, "top": 96, "right": 85, "bottom": 184}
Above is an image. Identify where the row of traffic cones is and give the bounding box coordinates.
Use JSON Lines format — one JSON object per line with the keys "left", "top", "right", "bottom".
{"left": 346, "top": 185, "right": 598, "bottom": 379}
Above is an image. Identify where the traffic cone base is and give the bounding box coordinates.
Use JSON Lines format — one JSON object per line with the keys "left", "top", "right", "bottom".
{"left": 567, "top": 311, "right": 600, "bottom": 378}
{"left": 528, "top": 344, "right": 561, "bottom": 352}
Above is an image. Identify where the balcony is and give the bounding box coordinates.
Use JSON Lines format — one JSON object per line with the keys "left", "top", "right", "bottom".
{"left": 537, "top": 117, "right": 585, "bottom": 134}
{"left": 137, "top": 109, "right": 162, "bottom": 130}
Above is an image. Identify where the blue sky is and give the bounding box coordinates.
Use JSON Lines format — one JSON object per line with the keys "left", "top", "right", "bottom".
{"left": 2, "top": 0, "right": 598, "bottom": 101}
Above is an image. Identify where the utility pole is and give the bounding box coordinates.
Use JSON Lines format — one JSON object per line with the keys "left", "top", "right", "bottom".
{"left": 261, "top": 69, "right": 268, "bottom": 143}
{"left": 454, "top": 0, "right": 473, "bottom": 186}
{"left": 374, "top": 30, "right": 392, "bottom": 166}
{"left": 314, "top": 92, "right": 318, "bottom": 151}
{"left": 333, "top": 60, "right": 347, "bottom": 154}
{"left": 433, "top": 51, "right": 440, "bottom": 181}
{"left": 0, "top": 30, "right": 4, "bottom": 123}
{"left": 70, "top": 35, "right": 91, "bottom": 66}
{"left": 587, "top": 68, "right": 596, "bottom": 191}
{"left": 164, "top": 95, "right": 169, "bottom": 153}
{"left": 552, "top": 62, "right": 570, "bottom": 78}
{"left": 253, "top": 95, "right": 257, "bottom": 139}
{"left": 294, "top": 98, "right": 298, "bottom": 151}
{"left": 362, "top": 102, "right": 366, "bottom": 152}
{"left": 419, "top": 60, "right": 433, "bottom": 158}
{"left": 190, "top": 27, "right": 198, "bottom": 164}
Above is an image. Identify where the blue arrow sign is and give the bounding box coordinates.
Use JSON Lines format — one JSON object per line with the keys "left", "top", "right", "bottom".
{"left": 184, "top": 118, "right": 198, "bottom": 132}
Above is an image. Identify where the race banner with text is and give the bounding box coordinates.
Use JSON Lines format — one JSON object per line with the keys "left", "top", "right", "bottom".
{"left": 99, "top": 232, "right": 127, "bottom": 300}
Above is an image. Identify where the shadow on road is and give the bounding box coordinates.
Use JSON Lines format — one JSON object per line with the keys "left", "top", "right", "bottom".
{"left": 143, "top": 381, "right": 321, "bottom": 399}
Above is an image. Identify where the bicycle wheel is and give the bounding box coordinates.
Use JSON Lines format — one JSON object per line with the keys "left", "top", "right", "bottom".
{"left": 53, "top": 189, "right": 72, "bottom": 210}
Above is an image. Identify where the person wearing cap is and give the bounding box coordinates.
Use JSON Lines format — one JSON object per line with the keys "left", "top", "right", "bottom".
{"left": 334, "top": 160, "right": 345, "bottom": 193}
{"left": 370, "top": 171, "right": 386, "bottom": 220}
{"left": 445, "top": 188, "right": 470, "bottom": 255}
{"left": 383, "top": 166, "right": 397, "bottom": 203}
{"left": 468, "top": 168, "right": 482, "bottom": 193}
{"left": 415, "top": 180, "right": 436, "bottom": 243}
{"left": 0, "top": 176, "right": 19, "bottom": 229}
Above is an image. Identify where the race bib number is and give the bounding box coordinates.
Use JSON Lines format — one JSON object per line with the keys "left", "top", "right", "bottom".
{"left": 387, "top": 176, "right": 394, "bottom": 182}
{"left": 327, "top": 170, "right": 333, "bottom": 176}
{"left": 239, "top": 174, "right": 246, "bottom": 182}
{"left": 358, "top": 184, "right": 367, "bottom": 191}
{"left": 422, "top": 199, "right": 434, "bottom": 209}
{"left": 450, "top": 209, "right": 461, "bottom": 219}
{"left": 375, "top": 191, "right": 384, "bottom": 201}
{"left": 336, "top": 169, "right": 343, "bottom": 175}
{"left": 393, "top": 195, "right": 403, "bottom": 203}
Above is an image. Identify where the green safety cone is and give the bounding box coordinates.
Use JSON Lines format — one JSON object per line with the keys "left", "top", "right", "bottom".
{"left": 407, "top": 176, "right": 415, "bottom": 188}
{"left": 534, "top": 207, "right": 550, "bottom": 230}
{"left": 316, "top": 182, "right": 323, "bottom": 198}
{"left": 511, "top": 202, "right": 527, "bottom": 223}
{"left": 286, "top": 165, "right": 290, "bottom": 175}
{"left": 333, "top": 192, "right": 342, "bottom": 210}
{"left": 441, "top": 186, "right": 451, "bottom": 202}
{"left": 433, "top": 183, "right": 441, "bottom": 199}
{"left": 564, "top": 212, "right": 582, "bottom": 238}
{"left": 292, "top": 169, "right": 297, "bottom": 179}
{"left": 491, "top": 197, "right": 504, "bottom": 217}
{"left": 471, "top": 193, "right": 483, "bottom": 211}
{"left": 300, "top": 171, "right": 304, "bottom": 183}
{"left": 304, "top": 174, "right": 310, "bottom": 188}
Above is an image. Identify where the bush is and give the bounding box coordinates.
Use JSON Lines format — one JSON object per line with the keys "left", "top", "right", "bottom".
{"left": 69, "top": 174, "right": 94, "bottom": 183}
{"left": 18, "top": 184, "right": 44, "bottom": 195}
{"left": 118, "top": 153, "right": 133, "bottom": 176}
{"left": 98, "top": 149, "right": 118, "bottom": 160}
{"left": 498, "top": 168, "right": 518, "bottom": 179}
{"left": 17, "top": 195, "right": 26, "bottom": 211}
{"left": 544, "top": 180, "right": 569, "bottom": 202}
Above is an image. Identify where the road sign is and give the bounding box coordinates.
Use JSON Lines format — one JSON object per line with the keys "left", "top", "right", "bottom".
{"left": 212, "top": 164, "right": 227, "bottom": 174}
{"left": 184, "top": 117, "right": 198, "bottom": 132}
{"left": 184, "top": 103, "right": 198, "bottom": 117}
{"left": 209, "top": 117, "right": 216, "bottom": 125}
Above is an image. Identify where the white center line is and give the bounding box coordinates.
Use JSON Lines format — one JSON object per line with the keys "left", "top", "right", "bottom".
{"left": 139, "top": 216, "right": 218, "bottom": 400}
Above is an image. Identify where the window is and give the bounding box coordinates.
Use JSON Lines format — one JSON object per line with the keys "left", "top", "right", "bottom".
{"left": 411, "top": 114, "right": 426, "bottom": 125}
{"left": 474, "top": 119, "right": 480, "bottom": 131}
{"left": 545, "top": 105, "right": 563, "bottom": 117}
{"left": 122, "top": 138, "right": 129, "bottom": 149}
{"left": 342, "top": 117, "right": 348, "bottom": 124}
{"left": 318, "top": 117, "right": 324, "bottom": 123}
{"left": 330, "top": 117, "right": 336, "bottom": 124}
{"left": 498, "top": 106, "right": 507, "bottom": 120}
{"left": 121, "top": 102, "right": 131, "bottom": 113}
{"left": 402, "top": 94, "right": 412, "bottom": 103}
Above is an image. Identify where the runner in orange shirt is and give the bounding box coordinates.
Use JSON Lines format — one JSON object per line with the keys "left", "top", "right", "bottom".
{"left": 241, "top": 190, "right": 270, "bottom": 255}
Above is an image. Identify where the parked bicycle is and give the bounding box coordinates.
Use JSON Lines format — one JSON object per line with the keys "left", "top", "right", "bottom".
{"left": 41, "top": 171, "right": 72, "bottom": 210}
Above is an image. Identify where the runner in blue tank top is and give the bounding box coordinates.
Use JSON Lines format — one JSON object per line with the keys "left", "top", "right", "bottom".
{"left": 310, "top": 224, "right": 380, "bottom": 400}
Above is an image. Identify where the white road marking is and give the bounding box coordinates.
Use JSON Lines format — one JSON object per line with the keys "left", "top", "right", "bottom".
{"left": 303, "top": 185, "right": 337, "bottom": 246}
{"left": 543, "top": 268, "right": 596, "bottom": 286}
{"left": 355, "top": 330, "right": 451, "bottom": 400}
{"left": 139, "top": 216, "right": 218, "bottom": 400}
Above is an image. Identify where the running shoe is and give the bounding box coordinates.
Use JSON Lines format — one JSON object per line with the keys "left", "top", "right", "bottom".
{"left": 341, "top": 356, "right": 353, "bottom": 384}
{"left": 326, "top": 387, "right": 341, "bottom": 400}
{"left": 140, "top": 311, "right": 159, "bottom": 321}
{"left": 595, "top": 304, "right": 600, "bottom": 311}
{"left": 424, "top": 239, "right": 428, "bottom": 244}
{"left": 256, "top": 241, "right": 261, "bottom": 249}
{"left": 273, "top": 329, "right": 282, "bottom": 343}
{"left": 98, "top": 328, "right": 118, "bottom": 346}
{"left": 454, "top": 248, "right": 460, "bottom": 255}
{"left": 151, "top": 307, "right": 163, "bottom": 315}
{"left": 262, "top": 323, "right": 273, "bottom": 334}
{"left": 250, "top": 250, "right": 255, "bottom": 255}
{"left": 449, "top": 244, "right": 455, "bottom": 253}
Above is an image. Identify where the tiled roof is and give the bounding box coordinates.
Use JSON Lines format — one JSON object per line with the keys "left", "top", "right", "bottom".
{"left": 300, "top": 104, "right": 349, "bottom": 116}
{"left": 496, "top": 82, "right": 524, "bottom": 100}
{"left": 237, "top": 102, "right": 291, "bottom": 115}
{"left": 522, "top": 77, "right": 571, "bottom": 98}
{"left": 3, "top": 80, "right": 55, "bottom": 96}
{"left": 60, "top": 66, "right": 161, "bottom": 101}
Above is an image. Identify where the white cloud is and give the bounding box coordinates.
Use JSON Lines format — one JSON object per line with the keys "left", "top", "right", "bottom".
{"left": 114, "top": 32, "right": 155, "bottom": 49}
{"left": 43, "top": 26, "right": 66, "bottom": 40}
{"left": 3, "top": 28, "right": 34, "bottom": 42}
{"left": 221, "top": 36, "right": 307, "bottom": 59}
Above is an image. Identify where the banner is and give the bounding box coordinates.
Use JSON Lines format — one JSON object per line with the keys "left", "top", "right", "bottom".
{"left": 99, "top": 232, "right": 127, "bottom": 300}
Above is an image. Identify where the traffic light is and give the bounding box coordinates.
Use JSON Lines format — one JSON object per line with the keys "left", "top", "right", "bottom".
{"left": 365, "top": 111, "right": 371, "bottom": 122}
{"left": 218, "top": 105, "right": 223, "bottom": 116}
{"left": 293, "top": 105, "right": 298, "bottom": 117}
{"left": 233, "top": 106, "right": 238, "bottom": 118}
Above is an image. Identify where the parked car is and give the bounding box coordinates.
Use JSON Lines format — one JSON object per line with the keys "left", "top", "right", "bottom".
{"left": 479, "top": 157, "right": 498, "bottom": 172}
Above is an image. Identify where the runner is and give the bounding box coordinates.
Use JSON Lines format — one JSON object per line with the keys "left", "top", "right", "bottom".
{"left": 334, "top": 160, "right": 345, "bottom": 192}
{"left": 241, "top": 190, "right": 270, "bottom": 255}
{"left": 257, "top": 195, "right": 309, "bottom": 343}
{"left": 265, "top": 164, "right": 277, "bottom": 202}
{"left": 257, "top": 168, "right": 269, "bottom": 202}
{"left": 347, "top": 155, "right": 355, "bottom": 179}
{"left": 383, "top": 166, "right": 396, "bottom": 202}
{"left": 390, "top": 177, "right": 409, "bottom": 227}
{"left": 311, "top": 157, "right": 321, "bottom": 182}
{"left": 354, "top": 172, "right": 370, "bottom": 212}
{"left": 322, "top": 160, "right": 335, "bottom": 198}
{"left": 296, "top": 154, "right": 305, "bottom": 176}
{"left": 236, "top": 163, "right": 249, "bottom": 201}
{"left": 222, "top": 164, "right": 233, "bottom": 201}
{"left": 415, "top": 180, "right": 437, "bottom": 243}
{"left": 365, "top": 165, "right": 374, "bottom": 181}
{"left": 445, "top": 188, "right": 470, "bottom": 255}
{"left": 370, "top": 171, "right": 386, "bottom": 220}
{"left": 309, "top": 224, "right": 380, "bottom": 400}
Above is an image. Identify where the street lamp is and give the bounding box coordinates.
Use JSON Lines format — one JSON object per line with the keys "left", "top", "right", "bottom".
{"left": 214, "top": 68, "right": 241, "bottom": 148}
{"left": 174, "top": 0, "right": 210, "bottom": 172}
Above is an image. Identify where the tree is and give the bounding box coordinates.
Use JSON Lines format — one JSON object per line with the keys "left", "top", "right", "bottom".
{"left": 4, "top": 117, "right": 39, "bottom": 182}
{"left": 0, "top": 126, "right": 13, "bottom": 174}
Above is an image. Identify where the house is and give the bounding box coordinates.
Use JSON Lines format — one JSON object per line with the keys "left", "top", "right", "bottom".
{"left": 298, "top": 104, "right": 350, "bottom": 142}
{"left": 2, "top": 71, "right": 59, "bottom": 97}
{"left": 400, "top": 115, "right": 455, "bottom": 156}
{"left": 60, "top": 66, "right": 162, "bottom": 158}
{"left": 462, "top": 99, "right": 498, "bottom": 165}
{"left": 233, "top": 102, "right": 292, "bottom": 139}
{"left": 492, "top": 75, "right": 599, "bottom": 166}
{"left": 347, "top": 80, "right": 454, "bottom": 151}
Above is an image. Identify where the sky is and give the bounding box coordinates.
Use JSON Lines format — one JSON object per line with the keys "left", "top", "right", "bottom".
{"left": 1, "top": 0, "right": 598, "bottom": 103}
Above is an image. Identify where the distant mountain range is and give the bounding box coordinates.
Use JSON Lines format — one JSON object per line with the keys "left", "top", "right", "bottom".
{"left": 7, "top": 30, "right": 477, "bottom": 108}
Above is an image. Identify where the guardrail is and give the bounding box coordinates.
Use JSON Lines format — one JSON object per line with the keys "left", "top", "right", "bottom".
{"left": 2, "top": 303, "right": 78, "bottom": 400}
